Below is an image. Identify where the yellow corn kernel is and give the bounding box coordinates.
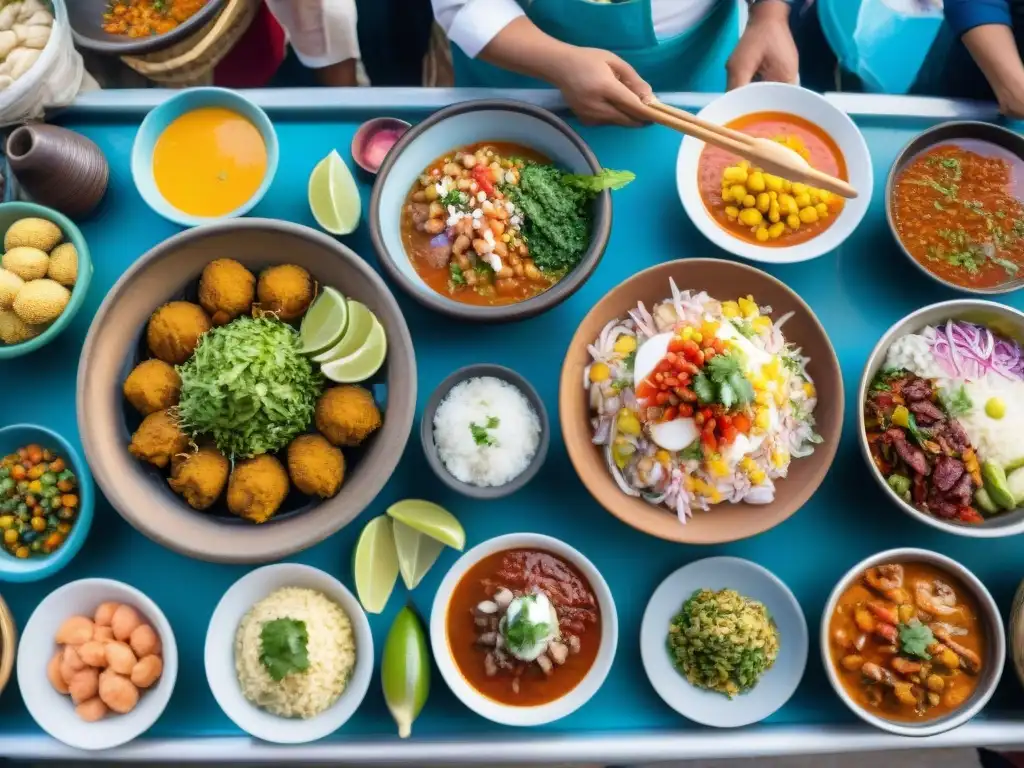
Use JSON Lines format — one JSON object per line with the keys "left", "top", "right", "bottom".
{"left": 708, "top": 458, "right": 729, "bottom": 477}
{"left": 778, "top": 193, "right": 798, "bottom": 216}
{"left": 729, "top": 184, "right": 747, "bottom": 203}
{"left": 740, "top": 457, "right": 757, "bottom": 471}
{"left": 799, "top": 206, "right": 819, "bottom": 224}
{"left": 782, "top": 179, "right": 793, "bottom": 193}
{"left": 818, "top": 189, "right": 832, "bottom": 204}
{"left": 808, "top": 189, "right": 820, "bottom": 206}
{"left": 692, "top": 332, "right": 703, "bottom": 343}
{"left": 617, "top": 408, "right": 642, "bottom": 436}
{"left": 681, "top": 326, "right": 694, "bottom": 340}
{"left": 656, "top": 450, "right": 671, "bottom": 465}
{"left": 738, "top": 208, "right": 763, "bottom": 227}
{"left": 723, "top": 166, "right": 747, "bottom": 182}
{"left": 772, "top": 450, "right": 789, "bottom": 468}
{"left": 815, "top": 202, "right": 828, "bottom": 217}
{"left": 794, "top": 192, "right": 811, "bottom": 209}
{"left": 752, "top": 315, "right": 773, "bottom": 332}
{"left": 701, "top": 320, "right": 720, "bottom": 338}
{"left": 721, "top": 300, "right": 739, "bottom": 318}
{"left": 683, "top": 475, "right": 696, "bottom": 492}
{"left": 804, "top": 381, "right": 816, "bottom": 398}
{"left": 724, "top": 205, "right": 740, "bottom": 220}
{"left": 768, "top": 201, "right": 781, "bottom": 221}
{"left": 768, "top": 221, "right": 785, "bottom": 238}
{"left": 764, "top": 173, "right": 783, "bottom": 192}
{"left": 756, "top": 192, "right": 771, "bottom": 213}
{"left": 786, "top": 214, "right": 801, "bottom": 230}
{"left": 742, "top": 194, "right": 757, "bottom": 209}
{"left": 755, "top": 226, "right": 770, "bottom": 242}
{"left": 791, "top": 182, "right": 808, "bottom": 196}
{"left": 739, "top": 160, "right": 750, "bottom": 171}
{"left": 738, "top": 296, "right": 758, "bottom": 317}
{"left": 774, "top": 390, "right": 787, "bottom": 406}
{"left": 763, "top": 358, "right": 781, "bottom": 378}
{"left": 710, "top": 489, "right": 723, "bottom": 503}
{"left": 755, "top": 408, "right": 771, "bottom": 430}
{"left": 750, "top": 373, "right": 768, "bottom": 390}
{"left": 749, "top": 469, "right": 766, "bottom": 485}
{"left": 747, "top": 171, "right": 766, "bottom": 192}
{"left": 613, "top": 335, "right": 637, "bottom": 354}
{"left": 755, "top": 391, "right": 770, "bottom": 405}
{"left": 898, "top": 604, "right": 915, "bottom": 624}
{"left": 589, "top": 362, "right": 610, "bottom": 382}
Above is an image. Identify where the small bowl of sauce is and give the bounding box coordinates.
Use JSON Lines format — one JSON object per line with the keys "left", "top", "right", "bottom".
{"left": 351, "top": 117, "right": 410, "bottom": 175}
{"left": 131, "top": 87, "right": 279, "bottom": 227}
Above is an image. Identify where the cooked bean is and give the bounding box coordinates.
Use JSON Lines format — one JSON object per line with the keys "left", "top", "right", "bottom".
{"left": 428, "top": 201, "right": 444, "bottom": 218}
{"left": 518, "top": 243, "right": 529, "bottom": 256}
{"left": 508, "top": 253, "right": 520, "bottom": 267}
{"left": 840, "top": 654, "right": 864, "bottom": 671}
{"left": 78, "top": 641, "right": 107, "bottom": 668}
{"left": 443, "top": 163, "right": 461, "bottom": 177}
{"left": 456, "top": 178, "right": 471, "bottom": 191}
{"left": 94, "top": 602, "right": 119, "bottom": 627}
{"left": 453, "top": 234, "right": 471, "bottom": 255}
{"left": 456, "top": 253, "right": 471, "bottom": 271}
{"left": 56, "top": 616, "right": 94, "bottom": 646}
{"left": 464, "top": 269, "right": 477, "bottom": 286}
{"left": 111, "top": 605, "right": 142, "bottom": 643}
{"left": 48, "top": 652, "right": 69, "bottom": 694}
{"left": 926, "top": 674, "right": 945, "bottom": 692}
{"left": 129, "top": 624, "right": 161, "bottom": 658}
{"left": 524, "top": 263, "right": 542, "bottom": 280}
{"left": 493, "top": 241, "right": 508, "bottom": 258}
{"left": 461, "top": 153, "right": 477, "bottom": 169}
{"left": 489, "top": 219, "right": 505, "bottom": 237}
{"left": 412, "top": 191, "right": 426, "bottom": 203}
{"left": 472, "top": 239, "right": 490, "bottom": 256}
{"left": 106, "top": 641, "right": 138, "bottom": 675}
{"left": 130, "top": 655, "right": 163, "bottom": 689}
{"left": 513, "top": 264, "right": 525, "bottom": 277}
{"left": 69, "top": 668, "right": 99, "bottom": 705}
{"left": 423, "top": 185, "right": 439, "bottom": 202}
{"left": 98, "top": 670, "right": 139, "bottom": 714}
{"left": 424, "top": 218, "right": 445, "bottom": 235}
{"left": 496, "top": 267, "right": 514, "bottom": 279}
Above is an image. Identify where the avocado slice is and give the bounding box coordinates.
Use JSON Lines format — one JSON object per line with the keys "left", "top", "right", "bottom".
{"left": 982, "top": 460, "right": 1017, "bottom": 511}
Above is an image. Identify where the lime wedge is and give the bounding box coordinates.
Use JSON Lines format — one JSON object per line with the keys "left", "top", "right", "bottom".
{"left": 320, "top": 317, "right": 387, "bottom": 383}
{"left": 381, "top": 606, "right": 430, "bottom": 739}
{"left": 309, "top": 149, "right": 361, "bottom": 235}
{"left": 386, "top": 499, "right": 465, "bottom": 551}
{"left": 300, "top": 286, "right": 348, "bottom": 354}
{"left": 393, "top": 519, "right": 445, "bottom": 590}
{"left": 313, "top": 300, "right": 375, "bottom": 363}
{"left": 353, "top": 515, "right": 399, "bottom": 614}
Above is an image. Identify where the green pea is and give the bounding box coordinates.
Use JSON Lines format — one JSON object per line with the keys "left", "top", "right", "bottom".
{"left": 30, "top": 539, "right": 42, "bottom": 552}
{"left": 50, "top": 497, "right": 62, "bottom": 510}
{"left": 15, "top": 481, "right": 28, "bottom": 494}
{"left": 39, "top": 472, "right": 56, "bottom": 487}
{"left": 16, "top": 503, "right": 28, "bottom": 517}
{"left": 986, "top": 397, "right": 1006, "bottom": 420}
{"left": 0, "top": 499, "right": 15, "bottom": 513}
{"left": 57, "top": 470, "right": 74, "bottom": 483}
{"left": 0, "top": 478, "right": 13, "bottom": 494}
{"left": 46, "top": 514, "right": 58, "bottom": 528}
{"left": 0, "top": 467, "right": 9, "bottom": 479}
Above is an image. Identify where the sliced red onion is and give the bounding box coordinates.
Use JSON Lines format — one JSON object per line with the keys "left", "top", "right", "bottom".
{"left": 930, "top": 320, "right": 1023, "bottom": 380}
{"left": 430, "top": 233, "right": 450, "bottom": 248}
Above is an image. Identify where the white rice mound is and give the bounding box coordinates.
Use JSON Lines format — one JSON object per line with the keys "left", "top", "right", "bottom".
{"left": 235, "top": 587, "right": 355, "bottom": 719}
{"left": 433, "top": 376, "right": 541, "bottom": 487}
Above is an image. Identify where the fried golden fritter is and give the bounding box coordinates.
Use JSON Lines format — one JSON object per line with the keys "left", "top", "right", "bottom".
{"left": 123, "top": 359, "right": 182, "bottom": 416}
{"left": 128, "top": 409, "right": 189, "bottom": 469}
{"left": 168, "top": 445, "right": 230, "bottom": 510}
{"left": 315, "top": 386, "right": 382, "bottom": 447}
{"left": 146, "top": 301, "right": 211, "bottom": 365}
{"left": 226, "top": 454, "right": 289, "bottom": 524}
{"left": 198, "top": 258, "right": 255, "bottom": 326}
{"left": 287, "top": 433, "right": 345, "bottom": 498}
{"left": 256, "top": 264, "right": 314, "bottom": 321}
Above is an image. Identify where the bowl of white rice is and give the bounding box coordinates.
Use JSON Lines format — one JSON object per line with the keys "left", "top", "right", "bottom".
{"left": 204, "top": 563, "right": 373, "bottom": 744}
{"left": 422, "top": 364, "right": 550, "bottom": 499}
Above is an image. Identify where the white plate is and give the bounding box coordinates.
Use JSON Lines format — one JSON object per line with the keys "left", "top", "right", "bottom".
{"left": 204, "top": 563, "right": 373, "bottom": 744}
{"left": 17, "top": 578, "right": 178, "bottom": 751}
{"left": 640, "top": 556, "right": 807, "bottom": 728}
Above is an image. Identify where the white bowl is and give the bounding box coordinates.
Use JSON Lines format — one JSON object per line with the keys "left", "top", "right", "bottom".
{"left": 640, "top": 557, "right": 807, "bottom": 728}
{"left": 430, "top": 533, "right": 618, "bottom": 727}
{"left": 204, "top": 563, "right": 373, "bottom": 744}
{"left": 677, "top": 82, "right": 873, "bottom": 264}
{"left": 17, "top": 578, "right": 178, "bottom": 751}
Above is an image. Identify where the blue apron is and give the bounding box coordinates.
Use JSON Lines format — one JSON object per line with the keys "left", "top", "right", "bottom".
{"left": 452, "top": 0, "right": 741, "bottom": 92}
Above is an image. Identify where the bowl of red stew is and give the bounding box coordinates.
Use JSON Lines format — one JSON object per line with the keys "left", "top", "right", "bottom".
{"left": 429, "top": 533, "right": 617, "bottom": 726}
{"left": 887, "top": 121, "right": 1024, "bottom": 294}
{"left": 370, "top": 99, "right": 618, "bottom": 323}
{"left": 677, "top": 83, "right": 872, "bottom": 264}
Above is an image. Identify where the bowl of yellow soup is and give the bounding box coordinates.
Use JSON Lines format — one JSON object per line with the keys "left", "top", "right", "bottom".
{"left": 131, "top": 88, "right": 279, "bottom": 228}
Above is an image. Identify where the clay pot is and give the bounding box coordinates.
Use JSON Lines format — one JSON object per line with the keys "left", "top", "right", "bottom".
{"left": 6, "top": 124, "right": 109, "bottom": 218}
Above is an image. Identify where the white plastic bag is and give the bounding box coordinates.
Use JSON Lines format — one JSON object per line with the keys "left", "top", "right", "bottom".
{"left": 0, "top": 0, "right": 87, "bottom": 127}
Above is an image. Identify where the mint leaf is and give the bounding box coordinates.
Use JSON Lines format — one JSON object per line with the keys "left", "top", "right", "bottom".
{"left": 260, "top": 618, "right": 309, "bottom": 681}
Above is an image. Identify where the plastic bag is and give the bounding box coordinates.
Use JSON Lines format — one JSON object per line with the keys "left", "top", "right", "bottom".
{"left": 0, "top": 0, "right": 87, "bottom": 127}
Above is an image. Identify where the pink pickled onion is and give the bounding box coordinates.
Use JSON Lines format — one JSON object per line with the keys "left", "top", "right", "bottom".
{"left": 929, "top": 320, "right": 1024, "bottom": 380}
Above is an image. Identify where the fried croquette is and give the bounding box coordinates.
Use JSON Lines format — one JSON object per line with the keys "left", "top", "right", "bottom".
{"left": 198, "top": 258, "right": 255, "bottom": 326}
{"left": 226, "top": 454, "right": 289, "bottom": 524}
{"left": 146, "top": 301, "right": 212, "bottom": 365}
{"left": 257, "top": 264, "right": 314, "bottom": 321}
{"left": 128, "top": 409, "right": 189, "bottom": 469}
{"left": 315, "top": 385, "right": 382, "bottom": 447}
{"left": 287, "top": 434, "right": 345, "bottom": 498}
{"left": 168, "top": 445, "right": 229, "bottom": 510}
{"left": 123, "top": 359, "right": 182, "bottom": 416}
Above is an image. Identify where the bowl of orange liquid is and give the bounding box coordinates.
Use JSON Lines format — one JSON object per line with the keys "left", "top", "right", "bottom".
{"left": 131, "top": 88, "right": 279, "bottom": 228}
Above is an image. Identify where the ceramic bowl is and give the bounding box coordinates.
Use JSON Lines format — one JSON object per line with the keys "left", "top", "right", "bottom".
{"left": 131, "top": 88, "right": 279, "bottom": 228}
{"left": 0, "top": 424, "right": 94, "bottom": 583}
{"left": 370, "top": 99, "right": 611, "bottom": 322}
{"left": 821, "top": 548, "right": 1004, "bottom": 737}
{"left": 886, "top": 121, "right": 1024, "bottom": 295}
{"left": 17, "top": 578, "right": 178, "bottom": 751}
{"left": 68, "top": 0, "right": 226, "bottom": 56}
{"left": 0, "top": 202, "right": 93, "bottom": 360}
{"left": 204, "top": 563, "right": 373, "bottom": 744}
{"left": 859, "top": 299, "right": 1024, "bottom": 537}
{"left": 77, "top": 219, "right": 417, "bottom": 563}
{"left": 421, "top": 364, "right": 550, "bottom": 499}
{"left": 430, "top": 533, "right": 617, "bottom": 727}
{"left": 677, "top": 82, "right": 873, "bottom": 264}
{"left": 559, "top": 258, "right": 843, "bottom": 544}
{"left": 641, "top": 556, "right": 807, "bottom": 728}
{"left": 0, "top": 593, "right": 15, "bottom": 698}
{"left": 351, "top": 117, "right": 411, "bottom": 174}
{"left": 1009, "top": 577, "right": 1024, "bottom": 690}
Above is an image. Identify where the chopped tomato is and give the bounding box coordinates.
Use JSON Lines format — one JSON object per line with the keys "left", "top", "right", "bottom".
{"left": 472, "top": 165, "right": 495, "bottom": 196}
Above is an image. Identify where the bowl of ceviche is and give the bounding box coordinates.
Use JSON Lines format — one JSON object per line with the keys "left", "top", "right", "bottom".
{"left": 860, "top": 299, "right": 1024, "bottom": 537}
{"left": 370, "top": 99, "right": 631, "bottom": 323}
{"left": 677, "top": 83, "right": 872, "bottom": 265}
{"left": 559, "top": 258, "right": 843, "bottom": 544}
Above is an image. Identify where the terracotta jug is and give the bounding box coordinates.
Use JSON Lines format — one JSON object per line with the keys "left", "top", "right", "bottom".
{"left": 6, "top": 124, "right": 109, "bottom": 218}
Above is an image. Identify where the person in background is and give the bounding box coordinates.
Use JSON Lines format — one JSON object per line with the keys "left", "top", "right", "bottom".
{"left": 263, "top": 0, "right": 362, "bottom": 86}
{"left": 430, "top": 0, "right": 811, "bottom": 126}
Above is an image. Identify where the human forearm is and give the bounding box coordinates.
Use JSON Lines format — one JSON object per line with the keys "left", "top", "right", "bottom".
{"left": 478, "top": 17, "right": 575, "bottom": 84}
{"left": 962, "top": 24, "right": 1024, "bottom": 104}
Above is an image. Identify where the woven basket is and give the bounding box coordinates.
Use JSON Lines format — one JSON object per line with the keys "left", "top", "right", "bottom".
{"left": 1010, "top": 578, "right": 1024, "bottom": 688}
{"left": 119, "top": 0, "right": 260, "bottom": 87}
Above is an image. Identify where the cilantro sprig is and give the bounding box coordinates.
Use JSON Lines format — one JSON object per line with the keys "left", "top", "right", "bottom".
{"left": 692, "top": 352, "right": 755, "bottom": 409}
{"left": 470, "top": 416, "right": 500, "bottom": 446}
{"left": 502, "top": 595, "right": 551, "bottom": 651}
{"left": 260, "top": 618, "right": 310, "bottom": 681}
{"left": 898, "top": 621, "right": 935, "bottom": 660}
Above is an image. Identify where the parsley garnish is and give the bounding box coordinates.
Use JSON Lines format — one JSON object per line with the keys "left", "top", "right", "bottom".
{"left": 940, "top": 385, "right": 973, "bottom": 417}
{"left": 870, "top": 368, "right": 903, "bottom": 392}
{"left": 679, "top": 441, "right": 703, "bottom": 461}
{"left": 622, "top": 349, "right": 636, "bottom": 372}
{"left": 450, "top": 262, "right": 466, "bottom": 287}
{"left": 898, "top": 621, "right": 935, "bottom": 660}
{"left": 469, "top": 416, "right": 500, "bottom": 446}
{"left": 502, "top": 596, "right": 551, "bottom": 651}
{"left": 692, "top": 352, "right": 755, "bottom": 409}
{"left": 440, "top": 189, "right": 464, "bottom": 208}
{"left": 259, "top": 618, "right": 310, "bottom": 681}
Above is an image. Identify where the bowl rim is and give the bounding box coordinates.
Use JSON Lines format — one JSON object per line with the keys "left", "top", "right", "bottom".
{"left": 16, "top": 577, "right": 179, "bottom": 751}
{"left": 856, "top": 298, "right": 1024, "bottom": 538}
{"left": 420, "top": 364, "right": 550, "bottom": 500}
{"left": 677, "top": 82, "right": 874, "bottom": 265}
{"left": 0, "top": 424, "right": 95, "bottom": 582}
{"left": 0, "top": 593, "right": 15, "bottom": 697}
{"left": 883, "top": 119, "right": 1024, "bottom": 296}
{"left": 559, "top": 257, "right": 844, "bottom": 544}
{"left": 69, "top": 0, "right": 227, "bottom": 56}
{"left": 0, "top": 202, "right": 94, "bottom": 360}
{"left": 819, "top": 547, "right": 1005, "bottom": 738}
{"left": 130, "top": 87, "right": 280, "bottom": 228}
{"left": 351, "top": 117, "right": 412, "bottom": 175}
{"left": 429, "top": 532, "right": 618, "bottom": 727}
{"left": 369, "top": 98, "right": 611, "bottom": 322}
{"left": 203, "top": 562, "right": 374, "bottom": 744}
{"left": 76, "top": 218, "right": 417, "bottom": 563}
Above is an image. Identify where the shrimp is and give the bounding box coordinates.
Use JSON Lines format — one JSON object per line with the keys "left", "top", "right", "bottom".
{"left": 931, "top": 625, "right": 981, "bottom": 674}
{"left": 891, "top": 657, "right": 922, "bottom": 676}
{"left": 914, "top": 579, "right": 964, "bottom": 618}
{"left": 866, "top": 601, "right": 899, "bottom": 626}
{"left": 864, "top": 565, "right": 910, "bottom": 603}
{"left": 861, "top": 662, "right": 918, "bottom": 706}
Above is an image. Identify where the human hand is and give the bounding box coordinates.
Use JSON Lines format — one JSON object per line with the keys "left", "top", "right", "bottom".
{"left": 995, "top": 81, "right": 1024, "bottom": 120}
{"left": 549, "top": 47, "right": 653, "bottom": 127}
{"left": 726, "top": 0, "right": 799, "bottom": 90}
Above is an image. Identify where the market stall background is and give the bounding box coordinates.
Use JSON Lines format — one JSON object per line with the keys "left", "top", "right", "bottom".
{"left": 1, "top": 89, "right": 1022, "bottom": 754}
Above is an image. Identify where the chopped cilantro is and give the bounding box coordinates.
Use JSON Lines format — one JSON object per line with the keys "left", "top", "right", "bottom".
{"left": 898, "top": 621, "right": 935, "bottom": 660}
{"left": 870, "top": 368, "right": 903, "bottom": 392}
{"left": 449, "top": 262, "right": 466, "bottom": 287}
{"left": 692, "top": 352, "right": 755, "bottom": 409}
{"left": 440, "top": 189, "right": 464, "bottom": 208}
{"left": 502, "top": 595, "right": 551, "bottom": 651}
{"left": 260, "top": 618, "right": 310, "bottom": 681}
{"left": 622, "top": 349, "right": 636, "bottom": 372}
{"left": 469, "top": 416, "right": 500, "bottom": 446}
{"left": 679, "top": 441, "right": 703, "bottom": 461}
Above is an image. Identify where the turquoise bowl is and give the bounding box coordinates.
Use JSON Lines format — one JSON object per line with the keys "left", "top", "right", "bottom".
{"left": 0, "top": 425, "right": 94, "bottom": 583}
{"left": 0, "top": 202, "right": 93, "bottom": 360}
{"left": 130, "top": 88, "right": 279, "bottom": 228}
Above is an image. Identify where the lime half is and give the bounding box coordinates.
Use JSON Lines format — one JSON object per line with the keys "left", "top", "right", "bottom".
{"left": 393, "top": 519, "right": 445, "bottom": 590}
{"left": 386, "top": 499, "right": 465, "bottom": 551}
{"left": 300, "top": 286, "right": 348, "bottom": 354}
{"left": 313, "top": 300, "right": 375, "bottom": 363}
{"left": 353, "top": 515, "right": 399, "bottom": 614}
{"left": 381, "top": 606, "right": 430, "bottom": 739}
{"left": 320, "top": 317, "right": 387, "bottom": 383}
{"left": 309, "top": 149, "right": 361, "bottom": 235}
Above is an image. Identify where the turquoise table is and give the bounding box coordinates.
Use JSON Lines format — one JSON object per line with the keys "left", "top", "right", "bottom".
{"left": 1, "top": 89, "right": 1023, "bottom": 761}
